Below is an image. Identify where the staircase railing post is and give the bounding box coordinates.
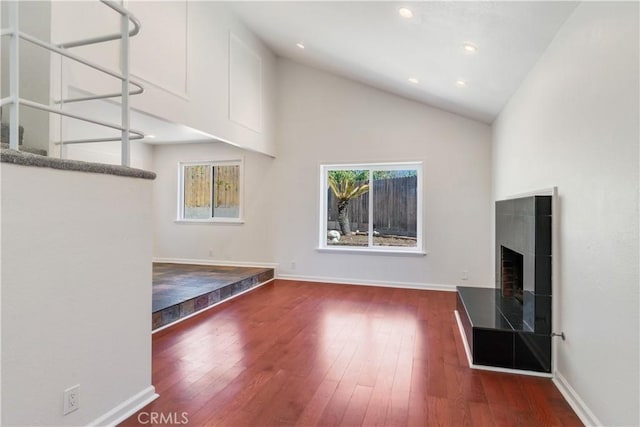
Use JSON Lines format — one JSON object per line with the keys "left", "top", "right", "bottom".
{"left": 120, "top": 12, "right": 130, "bottom": 167}
{"left": 8, "top": 0, "right": 20, "bottom": 150}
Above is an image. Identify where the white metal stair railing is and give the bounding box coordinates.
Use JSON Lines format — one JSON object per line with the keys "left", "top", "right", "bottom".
{"left": 0, "top": 0, "right": 145, "bottom": 167}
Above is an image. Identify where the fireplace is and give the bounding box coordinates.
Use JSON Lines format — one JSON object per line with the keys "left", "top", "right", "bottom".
{"left": 501, "top": 246, "right": 523, "bottom": 303}
{"left": 455, "top": 194, "right": 553, "bottom": 373}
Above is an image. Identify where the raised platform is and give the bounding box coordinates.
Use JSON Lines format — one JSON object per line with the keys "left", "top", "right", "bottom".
{"left": 456, "top": 286, "right": 551, "bottom": 373}
{"left": 152, "top": 263, "right": 274, "bottom": 330}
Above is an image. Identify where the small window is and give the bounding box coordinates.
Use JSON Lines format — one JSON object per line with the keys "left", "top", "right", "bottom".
{"left": 319, "top": 162, "right": 423, "bottom": 253}
{"left": 178, "top": 160, "right": 243, "bottom": 222}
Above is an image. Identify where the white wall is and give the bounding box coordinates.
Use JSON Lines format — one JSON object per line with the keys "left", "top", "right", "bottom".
{"left": 152, "top": 142, "right": 276, "bottom": 264}
{"left": 1, "top": 164, "right": 156, "bottom": 426}
{"left": 1, "top": 1, "right": 51, "bottom": 152}
{"left": 272, "top": 59, "right": 492, "bottom": 288}
{"left": 63, "top": 140, "right": 153, "bottom": 171}
{"left": 153, "top": 59, "right": 491, "bottom": 286}
{"left": 152, "top": 60, "right": 493, "bottom": 289}
{"left": 50, "top": 1, "right": 277, "bottom": 157}
{"left": 492, "top": 3, "right": 639, "bottom": 425}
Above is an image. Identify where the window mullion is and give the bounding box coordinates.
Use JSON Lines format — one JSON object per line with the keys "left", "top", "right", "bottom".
{"left": 368, "top": 169, "right": 373, "bottom": 247}
{"left": 180, "top": 164, "right": 185, "bottom": 220}
{"left": 210, "top": 165, "right": 215, "bottom": 218}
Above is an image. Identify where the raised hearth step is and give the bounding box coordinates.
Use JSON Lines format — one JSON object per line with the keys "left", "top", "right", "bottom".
{"left": 456, "top": 286, "right": 551, "bottom": 373}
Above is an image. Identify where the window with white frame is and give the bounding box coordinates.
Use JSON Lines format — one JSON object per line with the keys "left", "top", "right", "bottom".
{"left": 319, "top": 162, "right": 423, "bottom": 253}
{"left": 178, "top": 160, "right": 243, "bottom": 222}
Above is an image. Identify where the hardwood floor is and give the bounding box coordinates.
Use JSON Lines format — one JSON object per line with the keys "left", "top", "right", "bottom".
{"left": 120, "top": 280, "right": 582, "bottom": 426}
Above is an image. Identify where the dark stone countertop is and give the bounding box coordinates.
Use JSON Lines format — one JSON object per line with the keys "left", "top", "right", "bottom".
{"left": 457, "top": 286, "right": 530, "bottom": 332}
{"left": 1, "top": 148, "right": 156, "bottom": 180}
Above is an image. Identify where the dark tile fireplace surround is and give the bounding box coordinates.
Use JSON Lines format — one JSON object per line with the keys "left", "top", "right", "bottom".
{"left": 457, "top": 195, "right": 552, "bottom": 373}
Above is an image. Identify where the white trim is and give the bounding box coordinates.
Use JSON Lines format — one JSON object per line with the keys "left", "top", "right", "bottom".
{"left": 177, "top": 159, "right": 244, "bottom": 221}
{"left": 130, "top": 72, "right": 190, "bottom": 101}
{"left": 316, "top": 247, "right": 426, "bottom": 256}
{"left": 153, "top": 278, "right": 275, "bottom": 333}
{"left": 320, "top": 161, "right": 423, "bottom": 170}
{"left": 454, "top": 310, "right": 553, "bottom": 379}
{"left": 228, "top": 31, "right": 263, "bottom": 133}
{"left": 552, "top": 372, "right": 602, "bottom": 427}
{"left": 319, "top": 161, "right": 424, "bottom": 253}
{"left": 454, "top": 310, "right": 475, "bottom": 366}
{"left": 276, "top": 274, "right": 456, "bottom": 292}
{"left": 500, "top": 187, "right": 556, "bottom": 200}
{"left": 550, "top": 187, "right": 559, "bottom": 376}
{"left": 174, "top": 219, "right": 245, "bottom": 225}
{"left": 153, "top": 257, "right": 278, "bottom": 270}
{"left": 88, "top": 386, "right": 158, "bottom": 427}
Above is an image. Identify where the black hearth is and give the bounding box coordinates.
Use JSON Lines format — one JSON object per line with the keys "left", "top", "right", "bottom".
{"left": 456, "top": 195, "right": 552, "bottom": 373}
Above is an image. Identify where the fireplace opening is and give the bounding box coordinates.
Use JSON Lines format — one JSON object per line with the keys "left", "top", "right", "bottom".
{"left": 501, "top": 246, "right": 523, "bottom": 303}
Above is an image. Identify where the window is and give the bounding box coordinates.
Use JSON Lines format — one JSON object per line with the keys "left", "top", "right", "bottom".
{"left": 178, "top": 160, "right": 243, "bottom": 222}
{"left": 319, "top": 162, "right": 423, "bottom": 253}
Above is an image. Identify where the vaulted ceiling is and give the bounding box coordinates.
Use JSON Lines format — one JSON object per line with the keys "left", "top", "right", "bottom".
{"left": 231, "top": 1, "right": 579, "bottom": 123}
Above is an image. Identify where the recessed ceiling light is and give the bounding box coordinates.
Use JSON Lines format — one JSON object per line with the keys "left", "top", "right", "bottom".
{"left": 463, "top": 42, "right": 477, "bottom": 53}
{"left": 398, "top": 7, "right": 413, "bottom": 19}
{"left": 408, "top": 77, "right": 419, "bottom": 84}
{"left": 296, "top": 42, "right": 305, "bottom": 49}
{"left": 456, "top": 80, "right": 467, "bottom": 87}
{"left": 145, "top": 134, "right": 156, "bottom": 139}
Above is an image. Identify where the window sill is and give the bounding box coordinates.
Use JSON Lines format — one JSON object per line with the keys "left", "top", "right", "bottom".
{"left": 174, "top": 219, "right": 245, "bottom": 225}
{"left": 316, "top": 247, "right": 427, "bottom": 256}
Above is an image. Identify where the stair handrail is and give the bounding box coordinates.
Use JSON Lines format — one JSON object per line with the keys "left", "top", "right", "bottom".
{"left": 17, "top": 31, "right": 145, "bottom": 101}
{"left": 0, "top": 0, "right": 145, "bottom": 167}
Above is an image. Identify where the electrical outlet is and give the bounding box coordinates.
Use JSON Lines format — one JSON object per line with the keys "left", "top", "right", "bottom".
{"left": 63, "top": 385, "right": 80, "bottom": 415}
{"left": 462, "top": 270, "right": 469, "bottom": 280}
{"left": 290, "top": 261, "right": 296, "bottom": 270}
{"left": 208, "top": 249, "right": 213, "bottom": 257}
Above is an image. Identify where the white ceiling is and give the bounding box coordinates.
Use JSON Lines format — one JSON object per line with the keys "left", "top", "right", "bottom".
{"left": 230, "top": 1, "right": 579, "bottom": 124}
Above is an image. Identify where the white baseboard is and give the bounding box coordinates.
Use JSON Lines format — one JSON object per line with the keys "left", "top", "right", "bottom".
{"left": 152, "top": 260, "right": 470, "bottom": 293}
{"left": 454, "top": 310, "right": 475, "bottom": 366}
{"left": 453, "top": 310, "right": 553, "bottom": 378}
{"left": 553, "top": 371, "right": 602, "bottom": 426}
{"left": 153, "top": 257, "right": 279, "bottom": 271}
{"left": 276, "top": 273, "right": 457, "bottom": 292}
{"left": 89, "top": 385, "right": 158, "bottom": 427}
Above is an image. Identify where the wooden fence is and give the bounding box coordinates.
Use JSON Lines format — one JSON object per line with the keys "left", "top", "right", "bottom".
{"left": 327, "top": 175, "right": 417, "bottom": 236}
{"left": 184, "top": 165, "right": 239, "bottom": 208}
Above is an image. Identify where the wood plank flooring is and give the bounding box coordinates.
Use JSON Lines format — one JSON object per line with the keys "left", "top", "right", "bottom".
{"left": 120, "top": 280, "right": 582, "bottom": 427}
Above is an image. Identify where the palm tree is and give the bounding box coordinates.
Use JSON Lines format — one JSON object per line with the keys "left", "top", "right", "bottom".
{"left": 328, "top": 171, "right": 369, "bottom": 235}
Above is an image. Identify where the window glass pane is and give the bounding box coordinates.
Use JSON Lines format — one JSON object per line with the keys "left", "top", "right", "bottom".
{"left": 372, "top": 170, "right": 418, "bottom": 248}
{"left": 183, "top": 165, "right": 211, "bottom": 219}
{"left": 213, "top": 165, "right": 240, "bottom": 218}
{"left": 326, "top": 169, "right": 369, "bottom": 247}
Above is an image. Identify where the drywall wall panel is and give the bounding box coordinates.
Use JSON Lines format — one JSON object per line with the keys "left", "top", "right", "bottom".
{"left": 276, "top": 60, "right": 493, "bottom": 288}
{"left": 48, "top": 1, "right": 276, "bottom": 157}
{"left": 229, "top": 32, "right": 262, "bottom": 133}
{"left": 152, "top": 61, "right": 492, "bottom": 289}
{"left": 151, "top": 141, "right": 275, "bottom": 264}
{"left": 492, "top": 3, "right": 639, "bottom": 424}
{"left": 128, "top": 0, "right": 188, "bottom": 96}
{"left": 1, "top": 1, "right": 51, "bottom": 152}
{"left": 1, "top": 164, "right": 155, "bottom": 425}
